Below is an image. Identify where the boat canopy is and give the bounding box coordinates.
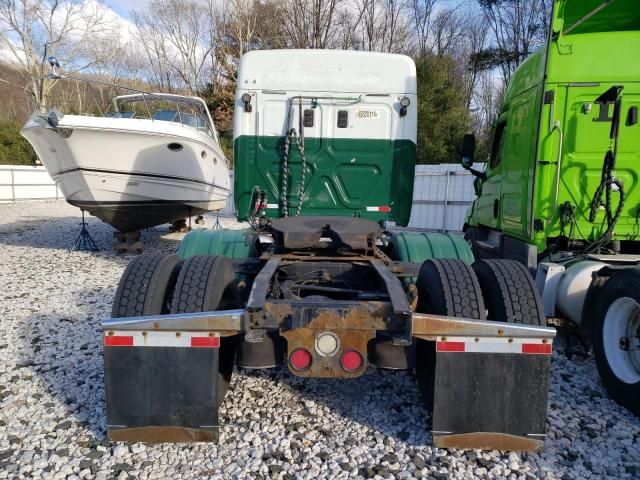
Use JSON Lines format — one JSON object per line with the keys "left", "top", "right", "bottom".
{"left": 113, "top": 93, "right": 218, "bottom": 140}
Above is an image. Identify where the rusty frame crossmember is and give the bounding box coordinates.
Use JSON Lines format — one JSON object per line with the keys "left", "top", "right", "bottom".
{"left": 103, "top": 253, "right": 554, "bottom": 345}
{"left": 102, "top": 308, "right": 554, "bottom": 342}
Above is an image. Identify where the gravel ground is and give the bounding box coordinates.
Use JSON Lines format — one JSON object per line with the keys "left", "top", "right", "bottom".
{"left": 0, "top": 200, "right": 639, "bottom": 480}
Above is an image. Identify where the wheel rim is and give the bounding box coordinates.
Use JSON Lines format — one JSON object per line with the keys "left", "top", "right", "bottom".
{"left": 603, "top": 297, "right": 640, "bottom": 384}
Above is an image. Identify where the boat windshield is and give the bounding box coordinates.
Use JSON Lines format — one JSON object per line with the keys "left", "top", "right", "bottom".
{"left": 24, "top": 75, "right": 219, "bottom": 141}
{"left": 105, "top": 111, "right": 136, "bottom": 118}
{"left": 152, "top": 110, "right": 211, "bottom": 135}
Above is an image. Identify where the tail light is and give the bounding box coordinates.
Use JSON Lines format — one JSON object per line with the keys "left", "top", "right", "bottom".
{"left": 289, "top": 348, "right": 312, "bottom": 371}
{"left": 340, "top": 350, "right": 363, "bottom": 372}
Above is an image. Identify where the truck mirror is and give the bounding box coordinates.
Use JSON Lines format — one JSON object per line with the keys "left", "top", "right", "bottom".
{"left": 461, "top": 133, "right": 475, "bottom": 169}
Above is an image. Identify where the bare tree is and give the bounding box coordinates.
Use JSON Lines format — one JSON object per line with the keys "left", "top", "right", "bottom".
{"left": 131, "top": 0, "right": 217, "bottom": 94}
{"left": 356, "top": 0, "right": 412, "bottom": 53}
{"left": 410, "top": 0, "right": 437, "bottom": 56}
{"left": 461, "top": 12, "right": 489, "bottom": 107}
{"left": 430, "top": 6, "right": 466, "bottom": 57}
{"left": 0, "top": 0, "right": 123, "bottom": 108}
{"left": 281, "top": 0, "right": 343, "bottom": 49}
{"left": 477, "top": 0, "right": 552, "bottom": 81}
{"left": 332, "top": 5, "right": 363, "bottom": 49}
{"left": 131, "top": 11, "right": 177, "bottom": 91}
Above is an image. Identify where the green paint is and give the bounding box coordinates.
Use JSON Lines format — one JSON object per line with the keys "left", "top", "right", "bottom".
{"left": 466, "top": 0, "right": 640, "bottom": 251}
{"left": 177, "top": 228, "right": 257, "bottom": 259}
{"left": 234, "top": 135, "right": 416, "bottom": 226}
{"left": 388, "top": 231, "right": 474, "bottom": 284}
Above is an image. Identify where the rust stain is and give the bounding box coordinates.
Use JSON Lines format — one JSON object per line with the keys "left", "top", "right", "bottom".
{"left": 412, "top": 315, "right": 471, "bottom": 336}
{"left": 263, "top": 303, "right": 294, "bottom": 322}
{"left": 108, "top": 426, "right": 217, "bottom": 443}
{"left": 434, "top": 432, "right": 544, "bottom": 452}
{"left": 307, "top": 307, "right": 371, "bottom": 330}
{"left": 407, "top": 284, "right": 418, "bottom": 312}
{"left": 262, "top": 301, "right": 390, "bottom": 330}
{"left": 282, "top": 327, "right": 375, "bottom": 379}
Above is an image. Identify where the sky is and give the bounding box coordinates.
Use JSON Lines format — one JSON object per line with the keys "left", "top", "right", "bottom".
{"left": 102, "top": 0, "right": 149, "bottom": 18}
{"left": 104, "top": 0, "right": 472, "bottom": 21}
{"left": 0, "top": 0, "right": 474, "bottom": 66}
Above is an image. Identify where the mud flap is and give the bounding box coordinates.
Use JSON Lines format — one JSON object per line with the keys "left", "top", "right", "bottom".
{"left": 104, "top": 334, "right": 221, "bottom": 443}
{"left": 420, "top": 339, "right": 551, "bottom": 452}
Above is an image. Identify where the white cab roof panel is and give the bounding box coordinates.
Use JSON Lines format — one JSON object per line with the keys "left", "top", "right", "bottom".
{"left": 238, "top": 50, "right": 416, "bottom": 95}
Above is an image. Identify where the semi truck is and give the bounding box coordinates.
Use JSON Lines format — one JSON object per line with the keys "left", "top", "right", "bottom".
{"left": 102, "top": 49, "right": 556, "bottom": 451}
{"left": 462, "top": 0, "right": 639, "bottom": 416}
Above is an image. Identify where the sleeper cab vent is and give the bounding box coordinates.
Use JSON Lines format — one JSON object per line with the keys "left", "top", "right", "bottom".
{"left": 337, "top": 110, "right": 348, "bottom": 128}
{"left": 303, "top": 109, "right": 314, "bottom": 127}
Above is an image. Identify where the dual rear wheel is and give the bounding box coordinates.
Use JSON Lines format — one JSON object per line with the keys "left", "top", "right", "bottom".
{"left": 415, "top": 258, "right": 544, "bottom": 325}
{"left": 111, "top": 254, "right": 238, "bottom": 404}
{"left": 413, "top": 258, "right": 545, "bottom": 409}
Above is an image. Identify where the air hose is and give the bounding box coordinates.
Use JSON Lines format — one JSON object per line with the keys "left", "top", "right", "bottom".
{"left": 586, "top": 86, "right": 625, "bottom": 253}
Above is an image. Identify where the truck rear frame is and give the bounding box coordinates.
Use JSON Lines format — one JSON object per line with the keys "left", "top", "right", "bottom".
{"left": 103, "top": 216, "right": 555, "bottom": 451}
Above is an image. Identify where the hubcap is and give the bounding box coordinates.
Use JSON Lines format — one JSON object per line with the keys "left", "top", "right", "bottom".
{"left": 603, "top": 297, "right": 640, "bottom": 384}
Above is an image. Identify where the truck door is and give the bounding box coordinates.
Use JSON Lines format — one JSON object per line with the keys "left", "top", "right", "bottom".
{"left": 474, "top": 118, "right": 507, "bottom": 230}
{"left": 258, "top": 94, "right": 324, "bottom": 214}
{"left": 500, "top": 87, "right": 539, "bottom": 239}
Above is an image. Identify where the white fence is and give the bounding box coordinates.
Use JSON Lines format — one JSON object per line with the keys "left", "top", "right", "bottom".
{"left": 0, "top": 165, "right": 60, "bottom": 203}
{"left": 407, "top": 164, "right": 482, "bottom": 232}
{"left": 0, "top": 164, "right": 482, "bottom": 232}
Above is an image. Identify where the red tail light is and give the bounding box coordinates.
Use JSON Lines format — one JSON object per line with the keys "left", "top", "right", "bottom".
{"left": 290, "top": 348, "right": 312, "bottom": 370}
{"left": 340, "top": 350, "right": 363, "bottom": 371}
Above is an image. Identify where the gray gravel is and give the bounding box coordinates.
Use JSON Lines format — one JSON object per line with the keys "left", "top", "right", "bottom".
{"left": 0, "top": 200, "right": 639, "bottom": 480}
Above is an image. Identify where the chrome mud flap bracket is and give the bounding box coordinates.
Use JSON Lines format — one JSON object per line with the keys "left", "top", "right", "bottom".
{"left": 412, "top": 313, "right": 555, "bottom": 452}
{"left": 102, "top": 310, "right": 244, "bottom": 443}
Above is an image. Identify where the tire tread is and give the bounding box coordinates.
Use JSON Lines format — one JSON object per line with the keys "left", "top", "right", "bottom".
{"left": 473, "top": 259, "right": 544, "bottom": 326}
{"left": 112, "top": 253, "right": 181, "bottom": 317}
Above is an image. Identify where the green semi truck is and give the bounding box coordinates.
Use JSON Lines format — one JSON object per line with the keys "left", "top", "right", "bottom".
{"left": 101, "top": 49, "right": 557, "bottom": 451}
{"left": 463, "top": 0, "right": 639, "bottom": 416}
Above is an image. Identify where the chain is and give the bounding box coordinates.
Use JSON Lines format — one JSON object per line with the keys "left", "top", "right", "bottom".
{"left": 295, "top": 134, "right": 306, "bottom": 216}
{"left": 281, "top": 126, "right": 307, "bottom": 217}
{"left": 281, "top": 128, "right": 295, "bottom": 217}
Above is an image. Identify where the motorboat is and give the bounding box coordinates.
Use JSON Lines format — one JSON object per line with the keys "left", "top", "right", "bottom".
{"left": 21, "top": 80, "right": 230, "bottom": 233}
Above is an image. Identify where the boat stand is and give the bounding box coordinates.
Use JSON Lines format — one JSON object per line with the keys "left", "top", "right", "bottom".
{"left": 114, "top": 230, "right": 143, "bottom": 254}
{"left": 212, "top": 210, "right": 222, "bottom": 230}
{"left": 169, "top": 219, "right": 190, "bottom": 233}
{"left": 71, "top": 211, "right": 99, "bottom": 252}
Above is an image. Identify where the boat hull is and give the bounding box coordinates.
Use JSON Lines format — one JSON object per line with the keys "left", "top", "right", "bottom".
{"left": 21, "top": 114, "right": 230, "bottom": 232}
{"left": 69, "top": 199, "right": 216, "bottom": 233}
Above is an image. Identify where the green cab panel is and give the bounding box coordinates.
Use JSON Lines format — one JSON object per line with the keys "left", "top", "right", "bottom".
{"left": 177, "top": 228, "right": 257, "bottom": 259}
{"left": 388, "top": 231, "right": 474, "bottom": 283}
{"left": 234, "top": 136, "right": 416, "bottom": 226}
{"left": 466, "top": 0, "right": 640, "bottom": 252}
{"left": 233, "top": 51, "right": 417, "bottom": 227}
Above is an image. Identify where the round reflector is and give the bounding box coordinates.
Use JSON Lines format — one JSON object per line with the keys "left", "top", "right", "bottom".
{"left": 315, "top": 332, "right": 339, "bottom": 357}
{"left": 341, "top": 350, "right": 363, "bottom": 371}
{"left": 290, "top": 348, "right": 312, "bottom": 371}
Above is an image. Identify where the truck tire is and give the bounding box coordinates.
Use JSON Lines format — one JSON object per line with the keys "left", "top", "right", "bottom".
{"left": 472, "top": 259, "right": 545, "bottom": 326}
{"left": 170, "top": 255, "right": 237, "bottom": 403}
{"left": 591, "top": 268, "right": 640, "bottom": 416}
{"left": 416, "top": 258, "right": 486, "bottom": 319}
{"left": 414, "top": 259, "right": 486, "bottom": 410}
{"left": 112, "top": 253, "right": 182, "bottom": 317}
